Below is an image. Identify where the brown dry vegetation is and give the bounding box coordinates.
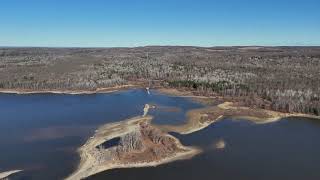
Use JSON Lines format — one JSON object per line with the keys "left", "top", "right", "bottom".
{"left": 1, "top": 46, "right": 320, "bottom": 115}
{"left": 109, "top": 122, "right": 188, "bottom": 163}
{"left": 67, "top": 115, "right": 199, "bottom": 180}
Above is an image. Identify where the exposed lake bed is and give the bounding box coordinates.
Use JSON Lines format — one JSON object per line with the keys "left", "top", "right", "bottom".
{"left": 1, "top": 89, "right": 320, "bottom": 180}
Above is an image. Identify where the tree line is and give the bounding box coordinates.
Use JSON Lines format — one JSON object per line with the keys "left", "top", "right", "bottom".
{"left": 0, "top": 46, "right": 319, "bottom": 115}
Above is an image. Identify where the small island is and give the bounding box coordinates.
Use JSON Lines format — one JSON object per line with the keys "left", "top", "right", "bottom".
{"left": 66, "top": 113, "right": 201, "bottom": 180}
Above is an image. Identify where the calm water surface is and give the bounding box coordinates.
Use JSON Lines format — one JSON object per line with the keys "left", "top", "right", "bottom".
{"left": 0, "top": 89, "right": 202, "bottom": 180}
{"left": 89, "top": 117, "right": 320, "bottom": 180}
{"left": 1, "top": 89, "right": 320, "bottom": 180}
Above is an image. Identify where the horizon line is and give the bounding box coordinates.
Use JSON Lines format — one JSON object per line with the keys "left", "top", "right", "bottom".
{"left": 1, "top": 45, "right": 320, "bottom": 49}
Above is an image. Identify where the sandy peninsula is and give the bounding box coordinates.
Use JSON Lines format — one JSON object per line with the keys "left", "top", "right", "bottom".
{"left": 66, "top": 114, "right": 201, "bottom": 180}
{"left": 68, "top": 98, "right": 306, "bottom": 180}
{"left": 154, "top": 100, "right": 290, "bottom": 135}
{"left": 66, "top": 88, "right": 319, "bottom": 180}
{"left": 157, "top": 88, "right": 320, "bottom": 124}
{"left": 4, "top": 87, "right": 318, "bottom": 179}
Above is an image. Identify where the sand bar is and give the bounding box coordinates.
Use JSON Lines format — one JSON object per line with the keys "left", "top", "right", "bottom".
{"left": 0, "top": 170, "right": 22, "bottom": 179}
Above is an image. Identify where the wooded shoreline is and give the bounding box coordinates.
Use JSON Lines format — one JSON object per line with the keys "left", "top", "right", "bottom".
{"left": 1, "top": 46, "right": 320, "bottom": 115}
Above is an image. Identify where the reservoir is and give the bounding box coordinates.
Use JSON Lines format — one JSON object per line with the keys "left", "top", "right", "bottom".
{"left": 1, "top": 89, "right": 320, "bottom": 180}
{"left": 0, "top": 89, "right": 201, "bottom": 180}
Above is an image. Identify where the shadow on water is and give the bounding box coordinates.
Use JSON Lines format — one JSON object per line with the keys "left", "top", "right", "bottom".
{"left": 97, "top": 137, "right": 121, "bottom": 149}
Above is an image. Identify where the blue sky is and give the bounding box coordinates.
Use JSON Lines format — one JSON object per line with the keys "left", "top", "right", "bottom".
{"left": 0, "top": 0, "right": 319, "bottom": 47}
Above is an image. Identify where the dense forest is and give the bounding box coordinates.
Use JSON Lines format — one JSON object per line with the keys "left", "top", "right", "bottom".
{"left": 0, "top": 46, "right": 320, "bottom": 115}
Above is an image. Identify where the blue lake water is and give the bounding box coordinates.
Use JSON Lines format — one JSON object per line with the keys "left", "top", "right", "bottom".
{"left": 89, "top": 117, "right": 320, "bottom": 180}
{"left": 0, "top": 89, "right": 202, "bottom": 180}
{"left": 1, "top": 89, "right": 320, "bottom": 180}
